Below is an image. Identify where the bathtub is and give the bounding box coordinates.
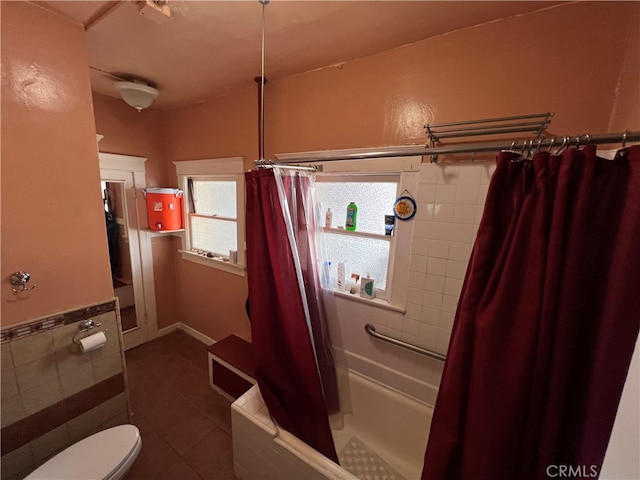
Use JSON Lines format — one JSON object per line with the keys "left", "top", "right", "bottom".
{"left": 231, "top": 368, "right": 433, "bottom": 479}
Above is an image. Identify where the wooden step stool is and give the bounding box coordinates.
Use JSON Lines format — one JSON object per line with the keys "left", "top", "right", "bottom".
{"left": 207, "top": 335, "right": 256, "bottom": 401}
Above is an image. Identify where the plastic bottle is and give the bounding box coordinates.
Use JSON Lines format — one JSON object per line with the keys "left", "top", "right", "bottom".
{"left": 337, "top": 261, "right": 346, "bottom": 290}
{"left": 345, "top": 202, "right": 358, "bottom": 231}
{"left": 325, "top": 208, "right": 332, "bottom": 228}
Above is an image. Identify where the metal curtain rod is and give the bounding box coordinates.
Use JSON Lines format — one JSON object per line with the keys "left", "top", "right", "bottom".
{"left": 365, "top": 323, "right": 446, "bottom": 362}
{"left": 273, "top": 131, "right": 640, "bottom": 164}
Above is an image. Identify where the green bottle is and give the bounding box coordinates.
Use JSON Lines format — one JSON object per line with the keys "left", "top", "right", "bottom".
{"left": 346, "top": 202, "right": 358, "bottom": 231}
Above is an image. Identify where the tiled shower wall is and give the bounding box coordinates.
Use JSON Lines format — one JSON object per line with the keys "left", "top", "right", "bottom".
{"left": 0, "top": 302, "right": 129, "bottom": 480}
{"left": 326, "top": 162, "right": 496, "bottom": 405}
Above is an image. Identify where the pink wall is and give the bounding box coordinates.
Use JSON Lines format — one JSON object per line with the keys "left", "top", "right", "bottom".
{"left": 1, "top": 2, "right": 112, "bottom": 325}
{"left": 93, "top": 93, "right": 170, "bottom": 187}
{"left": 162, "top": 2, "right": 639, "bottom": 342}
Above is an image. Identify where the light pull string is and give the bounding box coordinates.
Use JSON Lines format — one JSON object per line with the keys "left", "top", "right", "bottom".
{"left": 259, "top": 0, "right": 269, "bottom": 161}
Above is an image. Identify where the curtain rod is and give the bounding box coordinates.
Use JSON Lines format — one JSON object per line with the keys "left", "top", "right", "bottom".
{"left": 272, "top": 131, "right": 640, "bottom": 164}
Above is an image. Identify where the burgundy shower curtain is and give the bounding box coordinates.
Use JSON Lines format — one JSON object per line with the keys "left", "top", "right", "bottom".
{"left": 422, "top": 145, "right": 640, "bottom": 480}
{"left": 245, "top": 168, "right": 338, "bottom": 463}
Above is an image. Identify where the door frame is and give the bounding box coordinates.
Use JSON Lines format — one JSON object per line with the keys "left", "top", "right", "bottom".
{"left": 99, "top": 152, "right": 158, "bottom": 350}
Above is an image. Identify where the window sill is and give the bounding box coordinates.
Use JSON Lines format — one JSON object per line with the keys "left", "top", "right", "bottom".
{"left": 179, "top": 250, "right": 246, "bottom": 277}
{"left": 328, "top": 288, "right": 405, "bottom": 313}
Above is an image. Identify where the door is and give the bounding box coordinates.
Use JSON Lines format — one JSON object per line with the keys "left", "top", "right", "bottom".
{"left": 99, "top": 153, "right": 157, "bottom": 350}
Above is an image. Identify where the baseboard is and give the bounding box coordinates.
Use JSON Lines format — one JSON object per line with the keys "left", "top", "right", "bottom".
{"left": 158, "top": 322, "right": 215, "bottom": 346}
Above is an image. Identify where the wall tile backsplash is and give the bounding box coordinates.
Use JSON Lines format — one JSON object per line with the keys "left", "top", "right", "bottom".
{"left": 326, "top": 162, "right": 495, "bottom": 404}
{"left": 0, "top": 301, "right": 128, "bottom": 480}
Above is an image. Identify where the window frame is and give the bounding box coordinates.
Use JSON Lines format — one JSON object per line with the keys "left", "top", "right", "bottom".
{"left": 174, "top": 157, "right": 246, "bottom": 276}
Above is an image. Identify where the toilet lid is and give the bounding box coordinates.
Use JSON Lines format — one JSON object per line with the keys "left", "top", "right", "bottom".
{"left": 25, "top": 425, "right": 141, "bottom": 480}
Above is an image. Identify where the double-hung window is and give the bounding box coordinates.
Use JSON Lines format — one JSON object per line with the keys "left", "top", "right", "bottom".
{"left": 174, "top": 157, "right": 245, "bottom": 276}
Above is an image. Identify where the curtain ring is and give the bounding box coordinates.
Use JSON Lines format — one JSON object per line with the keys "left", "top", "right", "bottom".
{"left": 622, "top": 131, "right": 628, "bottom": 148}
{"left": 575, "top": 136, "right": 581, "bottom": 150}
{"left": 583, "top": 134, "right": 590, "bottom": 146}
{"left": 547, "top": 137, "right": 555, "bottom": 152}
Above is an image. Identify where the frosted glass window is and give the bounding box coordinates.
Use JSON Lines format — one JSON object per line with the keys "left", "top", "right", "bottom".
{"left": 316, "top": 175, "right": 398, "bottom": 294}
{"left": 192, "top": 181, "right": 236, "bottom": 218}
{"left": 316, "top": 180, "right": 397, "bottom": 234}
{"left": 190, "top": 216, "right": 237, "bottom": 255}
{"left": 323, "top": 233, "right": 391, "bottom": 290}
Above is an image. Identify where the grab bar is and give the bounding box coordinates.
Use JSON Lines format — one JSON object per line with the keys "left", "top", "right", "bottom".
{"left": 364, "top": 323, "right": 446, "bottom": 362}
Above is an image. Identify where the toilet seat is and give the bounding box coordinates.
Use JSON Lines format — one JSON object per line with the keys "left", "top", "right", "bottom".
{"left": 25, "top": 424, "right": 141, "bottom": 480}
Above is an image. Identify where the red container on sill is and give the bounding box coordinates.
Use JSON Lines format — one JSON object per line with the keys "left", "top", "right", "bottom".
{"left": 144, "top": 188, "right": 183, "bottom": 231}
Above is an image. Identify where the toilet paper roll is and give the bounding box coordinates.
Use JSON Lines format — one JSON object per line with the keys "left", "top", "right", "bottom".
{"left": 80, "top": 331, "right": 107, "bottom": 353}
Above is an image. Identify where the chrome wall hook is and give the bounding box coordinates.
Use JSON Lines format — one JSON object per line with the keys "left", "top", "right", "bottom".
{"left": 10, "top": 271, "right": 37, "bottom": 293}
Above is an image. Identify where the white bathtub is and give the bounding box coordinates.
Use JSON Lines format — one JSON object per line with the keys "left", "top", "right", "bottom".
{"left": 231, "top": 368, "right": 433, "bottom": 479}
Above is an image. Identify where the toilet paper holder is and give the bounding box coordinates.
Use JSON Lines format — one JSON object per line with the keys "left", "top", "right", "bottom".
{"left": 72, "top": 319, "right": 108, "bottom": 344}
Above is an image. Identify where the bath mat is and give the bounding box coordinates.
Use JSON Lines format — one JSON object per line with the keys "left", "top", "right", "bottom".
{"left": 338, "top": 436, "right": 406, "bottom": 480}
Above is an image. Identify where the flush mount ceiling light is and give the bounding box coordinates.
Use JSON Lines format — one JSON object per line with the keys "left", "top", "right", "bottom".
{"left": 114, "top": 81, "right": 159, "bottom": 112}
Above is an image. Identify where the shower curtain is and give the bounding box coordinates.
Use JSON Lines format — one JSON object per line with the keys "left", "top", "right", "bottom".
{"left": 245, "top": 167, "right": 339, "bottom": 463}
{"left": 422, "top": 145, "right": 640, "bottom": 479}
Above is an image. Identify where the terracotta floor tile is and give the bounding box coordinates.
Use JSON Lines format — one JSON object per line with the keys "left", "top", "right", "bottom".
{"left": 124, "top": 435, "right": 182, "bottom": 479}
{"left": 182, "top": 428, "right": 233, "bottom": 480}
{"left": 161, "top": 408, "right": 217, "bottom": 456}
{"left": 125, "top": 331, "right": 241, "bottom": 480}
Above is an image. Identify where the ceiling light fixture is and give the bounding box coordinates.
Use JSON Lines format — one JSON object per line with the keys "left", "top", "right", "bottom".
{"left": 114, "top": 80, "right": 159, "bottom": 112}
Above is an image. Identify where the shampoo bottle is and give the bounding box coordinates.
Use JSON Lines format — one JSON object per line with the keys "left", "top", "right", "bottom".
{"left": 345, "top": 202, "right": 358, "bottom": 231}
{"left": 325, "top": 208, "right": 332, "bottom": 228}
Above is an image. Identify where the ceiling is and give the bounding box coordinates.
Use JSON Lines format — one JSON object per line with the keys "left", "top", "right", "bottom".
{"left": 35, "top": 0, "right": 562, "bottom": 109}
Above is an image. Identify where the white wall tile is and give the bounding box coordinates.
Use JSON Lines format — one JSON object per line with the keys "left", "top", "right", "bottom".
{"left": 415, "top": 202, "right": 434, "bottom": 221}
{"left": 446, "top": 259, "right": 468, "bottom": 280}
{"left": 435, "top": 184, "right": 457, "bottom": 203}
{"left": 455, "top": 184, "right": 480, "bottom": 204}
{"left": 417, "top": 184, "right": 436, "bottom": 203}
{"left": 444, "top": 277, "right": 463, "bottom": 297}
{"left": 418, "top": 323, "right": 438, "bottom": 343}
{"left": 402, "top": 318, "right": 422, "bottom": 338}
{"left": 425, "top": 274, "right": 445, "bottom": 294}
{"left": 437, "top": 166, "right": 459, "bottom": 185}
{"left": 411, "top": 237, "right": 429, "bottom": 256}
{"left": 453, "top": 204, "right": 477, "bottom": 225}
{"left": 409, "top": 254, "right": 428, "bottom": 273}
{"left": 423, "top": 291, "right": 443, "bottom": 309}
{"left": 433, "top": 203, "right": 455, "bottom": 223}
{"left": 441, "top": 295, "right": 459, "bottom": 314}
{"left": 419, "top": 166, "right": 437, "bottom": 184}
{"left": 413, "top": 220, "right": 432, "bottom": 239}
{"left": 439, "top": 312, "right": 455, "bottom": 330}
{"left": 428, "top": 240, "right": 449, "bottom": 259}
{"left": 404, "top": 302, "right": 422, "bottom": 321}
{"left": 451, "top": 223, "right": 477, "bottom": 244}
{"left": 458, "top": 165, "right": 483, "bottom": 185}
{"left": 421, "top": 307, "right": 441, "bottom": 326}
{"left": 406, "top": 287, "right": 425, "bottom": 305}
{"left": 431, "top": 222, "right": 452, "bottom": 241}
{"left": 408, "top": 270, "right": 426, "bottom": 290}
{"left": 448, "top": 242, "right": 472, "bottom": 262}
{"left": 427, "top": 257, "right": 447, "bottom": 276}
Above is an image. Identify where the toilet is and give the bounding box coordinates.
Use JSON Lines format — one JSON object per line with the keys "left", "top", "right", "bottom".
{"left": 25, "top": 424, "right": 141, "bottom": 480}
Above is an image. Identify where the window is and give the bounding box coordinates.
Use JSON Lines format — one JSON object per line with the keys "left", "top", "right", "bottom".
{"left": 189, "top": 179, "right": 238, "bottom": 255}
{"left": 304, "top": 154, "right": 421, "bottom": 309}
{"left": 316, "top": 175, "right": 398, "bottom": 294}
{"left": 174, "top": 158, "right": 245, "bottom": 276}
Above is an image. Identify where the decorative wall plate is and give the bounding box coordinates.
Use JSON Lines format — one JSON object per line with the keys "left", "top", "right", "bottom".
{"left": 393, "top": 195, "right": 417, "bottom": 221}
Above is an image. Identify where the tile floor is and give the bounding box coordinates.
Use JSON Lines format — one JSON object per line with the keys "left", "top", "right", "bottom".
{"left": 124, "top": 330, "right": 237, "bottom": 479}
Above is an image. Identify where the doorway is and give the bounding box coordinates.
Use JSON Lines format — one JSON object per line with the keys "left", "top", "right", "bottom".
{"left": 99, "top": 153, "right": 158, "bottom": 350}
